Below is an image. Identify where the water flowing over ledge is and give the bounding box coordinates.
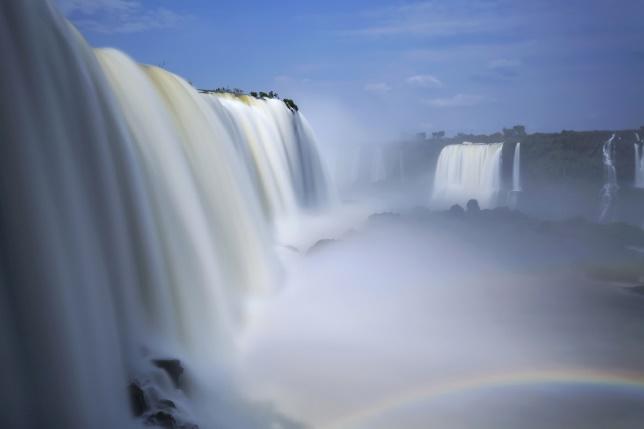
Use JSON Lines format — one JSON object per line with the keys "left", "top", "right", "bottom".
{"left": 599, "top": 134, "right": 618, "bottom": 223}
{"left": 431, "top": 142, "right": 504, "bottom": 210}
{"left": 635, "top": 132, "right": 644, "bottom": 189}
{"left": 0, "top": 1, "right": 333, "bottom": 428}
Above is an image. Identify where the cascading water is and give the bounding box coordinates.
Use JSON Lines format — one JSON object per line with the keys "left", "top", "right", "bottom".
{"left": 210, "top": 93, "right": 332, "bottom": 223}
{"left": 0, "top": 1, "right": 333, "bottom": 428}
{"left": 370, "top": 146, "right": 388, "bottom": 183}
{"left": 599, "top": 134, "right": 618, "bottom": 223}
{"left": 634, "top": 132, "right": 644, "bottom": 189}
{"left": 513, "top": 142, "right": 522, "bottom": 192}
{"left": 94, "top": 48, "right": 275, "bottom": 355}
{"left": 334, "top": 144, "right": 405, "bottom": 191}
{"left": 508, "top": 142, "right": 522, "bottom": 209}
{"left": 1, "top": 2, "right": 154, "bottom": 427}
{"left": 431, "top": 142, "right": 504, "bottom": 209}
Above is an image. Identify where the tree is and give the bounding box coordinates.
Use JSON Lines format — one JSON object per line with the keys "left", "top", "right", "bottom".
{"left": 432, "top": 131, "right": 445, "bottom": 139}
{"left": 513, "top": 125, "right": 526, "bottom": 136}
{"left": 503, "top": 125, "right": 526, "bottom": 140}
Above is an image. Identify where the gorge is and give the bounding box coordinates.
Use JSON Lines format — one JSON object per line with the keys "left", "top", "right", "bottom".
{"left": 2, "top": 1, "right": 644, "bottom": 429}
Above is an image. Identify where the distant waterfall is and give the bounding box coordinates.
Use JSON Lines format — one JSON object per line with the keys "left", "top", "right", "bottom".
{"left": 333, "top": 144, "right": 404, "bottom": 191}
{"left": 508, "top": 142, "right": 522, "bottom": 209}
{"left": 635, "top": 132, "right": 644, "bottom": 188}
{"left": 370, "top": 146, "right": 388, "bottom": 183}
{"left": 599, "top": 134, "right": 618, "bottom": 222}
{"left": 513, "top": 142, "right": 522, "bottom": 192}
{"left": 431, "top": 143, "right": 504, "bottom": 209}
{"left": 0, "top": 1, "right": 333, "bottom": 428}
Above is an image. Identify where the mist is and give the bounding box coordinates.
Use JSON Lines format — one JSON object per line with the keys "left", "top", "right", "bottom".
{"left": 3, "top": 1, "right": 644, "bottom": 429}
{"left": 238, "top": 204, "right": 644, "bottom": 428}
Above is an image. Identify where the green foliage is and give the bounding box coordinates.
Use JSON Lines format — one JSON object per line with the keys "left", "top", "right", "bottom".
{"left": 199, "top": 87, "right": 299, "bottom": 113}
{"left": 249, "top": 90, "right": 298, "bottom": 112}
{"left": 502, "top": 125, "right": 527, "bottom": 141}
{"left": 199, "top": 87, "right": 246, "bottom": 95}
{"left": 254, "top": 90, "right": 279, "bottom": 99}
{"left": 283, "top": 98, "right": 299, "bottom": 112}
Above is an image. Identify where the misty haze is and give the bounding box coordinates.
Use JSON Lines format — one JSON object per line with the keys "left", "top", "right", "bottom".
{"left": 1, "top": 1, "right": 644, "bottom": 429}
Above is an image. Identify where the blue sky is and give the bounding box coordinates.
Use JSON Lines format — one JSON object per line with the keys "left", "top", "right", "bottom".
{"left": 56, "top": 0, "right": 644, "bottom": 142}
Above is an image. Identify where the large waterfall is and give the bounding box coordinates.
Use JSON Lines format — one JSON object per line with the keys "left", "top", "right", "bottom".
{"left": 635, "top": 132, "right": 644, "bottom": 189}
{"left": 431, "top": 143, "right": 504, "bottom": 209}
{"left": 0, "top": 1, "right": 332, "bottom": 428}
{"left": 599, "top": 134, "right": 618, "bottom": 222}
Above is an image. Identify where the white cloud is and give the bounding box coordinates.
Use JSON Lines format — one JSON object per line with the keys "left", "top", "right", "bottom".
{"left": 364, "top": 82, "right": 392, "bottom": 93}
{"left": 344, "top": 1, "right": 516, "bottom": 39}
{"left": 55, "top": 0, "right": 189, "bottom": 33}
{"left": 423, "top": 93, "right": 486, "bottom": 108}
{"left": 406, "top": 74, "right": 443, "bottom": 88}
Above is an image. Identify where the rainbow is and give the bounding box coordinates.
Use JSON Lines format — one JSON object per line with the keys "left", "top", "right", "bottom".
{"left": 324, "top": 367, "right": 644, "bottom": 429}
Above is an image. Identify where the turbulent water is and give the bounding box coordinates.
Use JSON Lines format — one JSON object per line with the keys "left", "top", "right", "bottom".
{"left": 431, "top": 143, "right": 504, "bottom": 209}
{"left": 599, "top": 134, "right": 618, "bottom": 222}
{"left": 0, "top": 2, "right": 332, "bottom": 428}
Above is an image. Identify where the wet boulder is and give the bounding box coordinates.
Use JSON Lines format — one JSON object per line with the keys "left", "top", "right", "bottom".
{"left": 128, "top": 382, "right": 148, "bottom": 417}
{"left": 466, "top": 199, "right": 480, "bottom": 214}
{"left": 152, "top": 359, "right": 184, "bottom": 388}
{"left": 146, "top": 411, "right": 176, "bottom": 428}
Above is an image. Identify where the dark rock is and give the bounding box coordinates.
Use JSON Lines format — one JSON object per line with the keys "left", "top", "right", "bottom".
{"left": 129, "top": 382, "right": 148, "bottom": 417}
{"left": 152, "top": 359, "right": 184, "bottom": 388}
{"left": 448, "top": 204, "right": 465, "bottom": 216}
{"left": 158, "top": 399, "right": 176, "bottom": 410}
{"left": 146, "top": 411, "right": 176, "bottom": 428}
{"left": 466, "top": 199, "right": 480, "bottom": 213}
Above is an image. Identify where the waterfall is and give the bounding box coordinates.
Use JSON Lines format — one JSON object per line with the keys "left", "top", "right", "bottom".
{"left": 0, "top": 2, "right": 153, "bottom": 427}
{"left": 0, "top": 1, "right": 333, "bottom": 428}
{"left": 513, "top": 142, "right": 522, "bottom": 192}
{"left": 635, "top": 132, "right": 644, "bottom": 189}
{"left": 95, "top": 48, "right": 276, "bottom": 354}
{"left": 211, "top": 94, "right": 331, "bottom": 222}
{"left": 508, "top": 142, "right": 522, "bottom": 209}
{"left": 599, "top": 134, "right": 618, "bottom": 222}
{"left": 431, "top": 142, "right": 504, "bottom": 209}
{"left": 371, "top": 146, "right": 388, "bottom": 183}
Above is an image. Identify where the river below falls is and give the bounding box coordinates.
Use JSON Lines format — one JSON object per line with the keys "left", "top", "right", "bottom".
{"left": 237, "top": 216, "right": 644, "bottom": 429}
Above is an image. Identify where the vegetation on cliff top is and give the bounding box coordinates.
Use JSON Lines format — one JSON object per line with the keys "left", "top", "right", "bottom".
{"left": 198, "top": 87, "right": 298, "bottom": 112}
